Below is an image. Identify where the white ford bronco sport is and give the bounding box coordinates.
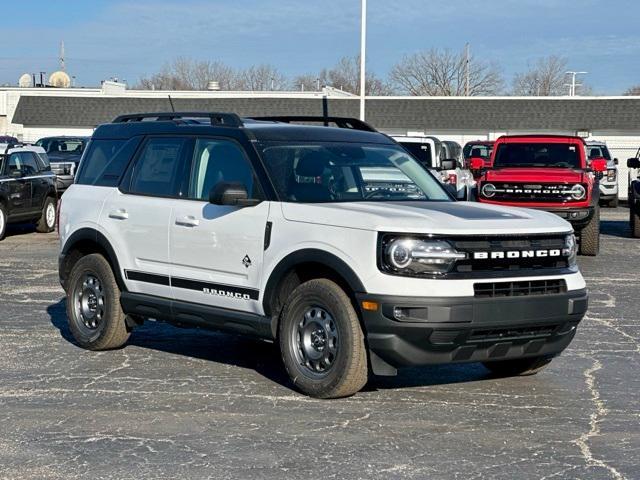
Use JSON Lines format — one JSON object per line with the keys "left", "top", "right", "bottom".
{"left": 58, "top": 112, "right": 588, "bottom": 398}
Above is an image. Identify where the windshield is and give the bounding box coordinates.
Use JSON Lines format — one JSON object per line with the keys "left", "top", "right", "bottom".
{"left": 398, "top": 142, "right": 434, "bottom": 168}
{"left": 493, "top": 143, "right": 581, "bottom": 168}
{"left": 586, "top": 145, "right": 611, "bottom": 161}
{"left": 36, "top": 138, "right": 86, "bottom": 155}
{"left": 260, "top": 142, "right": 451, "bottom": 203}
{"left": 464, "top": 143, "right": 492, "bottom": 159}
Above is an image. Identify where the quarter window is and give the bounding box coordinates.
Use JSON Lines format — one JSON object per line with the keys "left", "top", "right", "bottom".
{"left": 130, "top": 137, "right": 191, "bottom": 197}
{"left": 8, "top": 152, "right": 40, "bottom": 176}
{"left": 188, "top": 138, "right": 261, "bottom": 201}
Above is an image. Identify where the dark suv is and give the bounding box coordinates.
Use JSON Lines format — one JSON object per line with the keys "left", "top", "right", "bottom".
{"left": 0, "top": 143, "right": 57, "bottom": 239}
{"left": 35, "top": 136, "right": 89, "bottom": 193}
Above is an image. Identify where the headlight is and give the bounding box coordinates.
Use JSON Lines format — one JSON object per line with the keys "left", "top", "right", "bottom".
{"left": 481, "top": 183, "right": 496, "bottom": 198}
{"left": 569, "top": 184, "right": 586, "bottom": 200}
{"left": 606, "top": 169, "right": 616, "bottom": 182}
{"left": 563, "top": 234, "right": 577, "bottom": 267}
{"left": 382, "top": 238, "right": 466, "bottom": 276}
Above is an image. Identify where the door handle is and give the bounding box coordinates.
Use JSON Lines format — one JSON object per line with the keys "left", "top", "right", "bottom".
{"left": 108, "top": 209, "right": 129, "bottom": 220}
{"left": 175, "top": 215, "right": 200, "bottom": 227}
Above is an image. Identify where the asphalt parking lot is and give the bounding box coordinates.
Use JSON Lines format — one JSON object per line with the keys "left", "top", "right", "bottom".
{"left": 0, "top": 207, "right": 638, "bottom": 480}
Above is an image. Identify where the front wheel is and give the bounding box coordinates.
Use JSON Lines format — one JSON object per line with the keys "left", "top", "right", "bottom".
{"left": 483, "top": 355, "right": 554, "bottom": 377}
{"left": 279, "top": 279, "right": 368, "bottom": 399}
{"left": 631, "top": 204, "right": 640, "bottom": 238}
{"left": 0, "top": 204, "right": 6, "bottom": 240}
{"left": 578, "top": 205, "right": 600, "bottom": 256}
{"left": 66, "top": 253, "right": 130, "bottom": 350}
{"left": 36, "top": 197, "right": 56, "bottom": 233}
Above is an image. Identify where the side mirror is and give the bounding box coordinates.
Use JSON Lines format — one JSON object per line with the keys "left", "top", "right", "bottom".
{"left": 440, "top": 159, "right": 456, "bottom": 170}
{"left": 590, "top": 158, "right": 607, "bottom": 172}
{"left": 627, "top": 158, "right": 640, "bottom": 169}
{"left": 209, "top": 182, "right": 260, "bottom": 207}
{"left": 613, "top": 158, "right": 619, "bottom": 165}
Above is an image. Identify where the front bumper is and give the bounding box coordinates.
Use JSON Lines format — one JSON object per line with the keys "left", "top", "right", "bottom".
{"left": 543, "top": 206, "right": 594, "bottom": 230}
{"left": 357, "top": 288, "right": 587, "bottom": 375}
{"left": 599, "top": 182, "right": 618, "bottom": 199}
{"left": 55, "top": 175, "right": 74, "bottom": 193}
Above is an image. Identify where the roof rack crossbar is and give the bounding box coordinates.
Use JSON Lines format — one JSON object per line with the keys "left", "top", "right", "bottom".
{"left": 112, "top": 112, "right": 243, "bottom": 127}
{"left": 248, "top": 116, "right": 377, "bottom": 132}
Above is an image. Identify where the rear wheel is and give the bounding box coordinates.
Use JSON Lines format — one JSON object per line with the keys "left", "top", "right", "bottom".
{"left": 0, "top": 204, "right": 6, "bottom": 240}
{"left": 66, "top": 253, "right": 130, "bottom": 350}
{"left": 483, "top": 355, "right": 554, "bottom": 377}
{"left": 578, "top": 205, "right": 600, "bottom": 256}
{"left": 279, "top": 278, "right": 368, "bottom": 399}
{"left": 36, "top": 197, "right": 56, "bottom": 233}
{"left": 631, "top": 204, "right": 640, "bottom": 238}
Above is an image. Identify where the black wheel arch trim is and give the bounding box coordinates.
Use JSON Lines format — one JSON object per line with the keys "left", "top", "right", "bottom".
{"left": 262, "top": 248, "right": 366, "bottom": 316}
{"left": 60, "top": 228, "right": 126, "bottom": 291}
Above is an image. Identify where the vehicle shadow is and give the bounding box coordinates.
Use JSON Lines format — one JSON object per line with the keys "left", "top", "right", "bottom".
{"left": 47, "top": 298, "right": 493, "bottom": 394}
{"left": 600, "top": 219, "right": 631, "bottom": 238}
{"left": 46, "top": 298, "right": 292, "bottom": 389}
{"left": 5, "top": 222, "right": 37, "bottom": 238}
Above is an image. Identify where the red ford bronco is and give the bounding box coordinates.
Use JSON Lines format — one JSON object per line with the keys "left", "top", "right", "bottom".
{"left": 474, "top": 135, "right": 607, "bottom": 256}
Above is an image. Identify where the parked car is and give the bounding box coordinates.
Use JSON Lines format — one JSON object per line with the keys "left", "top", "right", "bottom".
{"left": 463, "top": 140, "right": 494, "bottom": 169}
{"left": 586, "top": 141, "right": 618, "bottom": 207}
{"left": 627, "top": 155, "right": 640, "bottom": 237}
{"left": 474, "top": 135, "right": 606, "bottom": 256}
{"left": 393, "top": 136, "right": 474, "bottom": 200}
{"left": 0, "top": 141, "right": 57, "bottom": 239}
{"left": 35, "top": 136, "right": 89, "bottom": 193}
{"left": 58, "top": 113, "right": 587, "bottom": 398}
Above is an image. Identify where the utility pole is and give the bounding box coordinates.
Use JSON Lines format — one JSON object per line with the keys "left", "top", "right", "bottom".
{"left": 565, "top": 71, "right": 587, "bottom": 96}
{"left": 60, "top": 40, "right": 65, "bottom": 71}
{"left": 464, "top": 43, "right": 470, "bottom": 96}
{"left": 359, "top": 0, "right": 367, "bottom": 120}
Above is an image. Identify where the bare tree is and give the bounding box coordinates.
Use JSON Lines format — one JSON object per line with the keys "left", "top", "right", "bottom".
{"left": 512, "top": 56, "right": 573, "bottom": 96}
{"left": 293, "top": 56, "right": 392, "bottom": 95}
{"left": 624, "top": 85, "right": 640, "bottom": 95}
{"left": 136, "top": 57, "right": 240, "bottom": 90}
{"left": 390, "top": 48, "right": 503, "bottom": 96}
{"left": 236, "top": 64, "right": 287, "bottom": 91}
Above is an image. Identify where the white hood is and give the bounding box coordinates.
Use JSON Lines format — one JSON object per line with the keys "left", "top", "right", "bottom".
{"left": 281, "top": 201, "right": 573, "bottom": 235}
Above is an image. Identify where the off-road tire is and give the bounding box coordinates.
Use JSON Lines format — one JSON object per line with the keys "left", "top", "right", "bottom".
{"left": 36, "top": 196, "right": 56, "bottom": 233}
{"left": 631, "top": 204, "right": 640, "bottom": 238}
{"left": 279, "top": 278, "right": 368, "bottom": 399}
{"left": 579, "top": 205, "right": 600, "bottom": 256}
{"left": 483, "top": 355, "right": 554, "bottom": 377}
{"left": 66, "top": 253, "right": 130, "bottom": 350}
{"left": 0, "top": 203, "right": 7, "bottom": 240}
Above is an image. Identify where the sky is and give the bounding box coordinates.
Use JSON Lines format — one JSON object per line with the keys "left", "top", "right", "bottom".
{"left": 1, "top": 0, "right": 639, "bottom": 94}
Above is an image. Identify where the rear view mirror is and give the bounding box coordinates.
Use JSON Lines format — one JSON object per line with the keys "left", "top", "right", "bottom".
{"left": 209, "top": 182, "right": 260, "bottom": 207}
{"left": 590, "top": 158, "right": 607, "bottom": 172}
{"left": 628, "top": 158, "right": 640, "bottom": 169}
{"left": 440, "top": 159, "right": 456, "bottom": 170}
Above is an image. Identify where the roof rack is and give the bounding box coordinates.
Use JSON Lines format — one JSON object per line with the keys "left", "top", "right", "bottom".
{"left": 112, "top": 112, "right": 243, "bottom": 127}
{"left": 248, "top": 116, "right": 377, "bottom": 132}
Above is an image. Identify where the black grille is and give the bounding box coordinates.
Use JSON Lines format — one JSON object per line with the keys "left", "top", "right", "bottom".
{"left": 486, "top": 182, "right": 583, "bottom": 203}
{"left": 451, "top": 235, "right": 569, "bottom": 275}
{"left": 474, "top": 279, "right": 567, "bottom": 298}
{"left": 469, "top": 325, "right": 559, "bottom": 342}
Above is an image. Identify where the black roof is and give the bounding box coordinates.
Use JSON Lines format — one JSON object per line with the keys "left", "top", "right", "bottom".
{"left": 91, "top": 115, "right": 394, "bottom": 144}
{"left": 11, "top": 95, "right": 640, "bottom": 132}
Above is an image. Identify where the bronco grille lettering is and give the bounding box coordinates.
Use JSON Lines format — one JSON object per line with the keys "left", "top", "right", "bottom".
{"left": 473, "top": 249, "right": 563, "bottom": 260}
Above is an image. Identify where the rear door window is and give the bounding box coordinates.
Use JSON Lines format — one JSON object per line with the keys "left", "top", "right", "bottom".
{"left": 76, "top": 138, "right": 139, "bottom": 187}
{"left": 128, "top": 137, "right": 192, "bottom": 198}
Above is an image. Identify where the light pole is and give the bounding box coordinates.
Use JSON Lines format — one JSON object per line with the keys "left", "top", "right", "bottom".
{"left": 359, "top": 0, "right": 367, "bottom": 120}
{"left": 565, "top": 71, "right": 587, "bottom": 96}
